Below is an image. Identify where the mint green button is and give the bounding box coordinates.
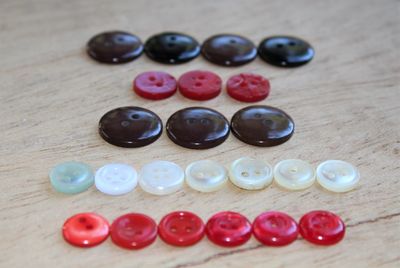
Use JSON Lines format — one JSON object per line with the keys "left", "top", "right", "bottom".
{"left": 50, "top": 161, "right": 94, "bottom": 194}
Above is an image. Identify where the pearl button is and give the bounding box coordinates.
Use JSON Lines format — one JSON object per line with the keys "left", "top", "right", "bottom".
{"left": 229, "top": 157, "right": 273, "bottom": 190}
{"left": 95, "top": 163, "right": 138, "bottom": 195}
{"left": 185, "top": 160, "right": 227, "bottom": 192}
{"left": 316, "top": 160, "right": 360, "bottom": 192}
{"left": 273, "top": 159, "right": 315, "bottom": 190}
{"left": 139, "top": 160, "right": 184, "bottom": 195}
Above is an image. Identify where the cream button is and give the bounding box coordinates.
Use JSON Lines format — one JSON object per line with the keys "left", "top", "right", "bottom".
{"left": 185, "top": 160, "right": 227, "bottom": 192}
{"left": 139, "top": 160, "right": 184, "bottom": 195}
{"left": 95, "top": 163, "right": 138, "bottom": 195}
{"left": 273, "top": 159, "right": 315, "bottom": 190}
{"left": 316, "top": 160, "right": 360, "bottom": 192}
{"left": 228, "top": 157, "right": 273, "bottom": 190}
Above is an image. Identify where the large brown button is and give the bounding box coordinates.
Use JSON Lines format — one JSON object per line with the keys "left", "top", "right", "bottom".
{"left": 166, "top": 107, "right": 229, "bottom": 149}
{"left": 99, "top": 107, "right": 162, "bottom": 148}
{"left": 231, "top": 105, "right": 294, "bottom": 147}
{"left": 201, "top": 34, "right": 257, "bottom": 67}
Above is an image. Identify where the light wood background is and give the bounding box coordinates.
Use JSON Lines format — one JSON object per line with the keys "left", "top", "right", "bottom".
{"left": 0, "top": 0, "right": 399, "bottom": 267}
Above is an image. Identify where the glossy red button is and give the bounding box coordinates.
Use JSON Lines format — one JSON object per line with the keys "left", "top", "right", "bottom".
{"left": 110, "top": 213, "right": 157, "bottom": 249}
{"left": 299, "top": 210, "right": 345, "bottom": 246}
{"left": 134, "top": 71, "right": 177, "bottom": 100}
{"left": 62, "top": 212, "right": 110, "bottom": 247}
{"left": 253, "top": 211, "right": 298, "bottom": 246}
{"left": 205, "top": 211, "right": 252, "bottom": 247}
{"left": 227, "top": 73, "right": 270, "bottom": 102}
{"left": 178, "top": 70, "right": 222, "bottom": 100}
{"left": 158, "top": 211, "right": 205, "bottom": 246}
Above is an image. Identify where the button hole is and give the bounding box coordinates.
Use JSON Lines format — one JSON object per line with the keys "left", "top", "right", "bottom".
{"left": 149, "top": 76, "right": 156, "bottom": 81}
{"left": 276, "top": 44, "right": 284, "bottom": 48}
{"left": 198, "top": 75, "right": 205, "bottom": 80}
{"left": 241, "top": 171, "right": 249, "bottom": 177}
{"left": 135, "top": 230, "right": 143, "bottom": 235}
{"left": 86, "top": 224, "right": 93, "bottom": 230}
{"left": 288, "top": 41, "right": 296, "bottom": 46}
{"left": 230, "top": 39, "right": 236, "bottom": 44}
{"left": 167, "top": 43, "right": 175, "bottom": 48}
{"left": 131, "top": 114, "right": 140, "bottom": 119}
{"left": 195, "top": 82, "right": 202, "bottom": 87}
{"left": 185, "top": 227, "right": 192, "bottom": 233}
{"left": 220, "top": 224, "right": 227, "bottom": 229}
{"left": 170, "top": 226, "right": 177, "bottom": 233}
{"left": 170, "top": 36, "right": 176, "bottom": 41}
{"left": 156, "top": 82, "right": 163, "bottom": 87}
{"left": 78, "top": 217, "right": 86, "bottom": 223}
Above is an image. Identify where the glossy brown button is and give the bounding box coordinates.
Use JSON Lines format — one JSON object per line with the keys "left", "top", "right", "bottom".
{"left": 99, "top": 107, "right": 162, "bottom": 148}
{"left": 87, "top": 31, "right": 144, "bottom": 64}
{"left": 166, "top": 107, "right": 229, "bottom": 149}
{"left": 231, "top": 105, "right": 294, "bottom": 147}
{"left": 201, "top": 34, "right": 257, "bottom": 67}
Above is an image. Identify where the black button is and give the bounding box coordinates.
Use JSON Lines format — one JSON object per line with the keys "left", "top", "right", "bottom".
{"left": 258, "top": 36, "right": 314, "bottom": 67}
{"left": 144, "top": 32, "right": 201, "bottom": 64}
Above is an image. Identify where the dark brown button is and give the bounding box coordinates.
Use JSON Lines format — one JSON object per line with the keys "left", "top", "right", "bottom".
{"left": 87, "top": 31, "right": 143, "bottom": 64}
{"left": 231, "top": 105, "right": 294, "bottom": 147}
{"left": 99, "top": 107, "right": 162, "bottom": 148}
{"left": 201, "top": 34, "right": 257, "bottom": 67}
{"left": 166, "top": 107, "right": 229, "bottom": 149}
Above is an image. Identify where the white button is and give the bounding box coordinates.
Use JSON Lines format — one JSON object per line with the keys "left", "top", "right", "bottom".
{"left": 95, "top": 163, "right": 138, "bottom": 195}
{"left": 273, "top": 159, "right": 315, "bottom": 190}
{"left": 228, "top": 157, "right": 273, "bottom": 190}
{"left": 185, "top": 160, "right": 227, "bottom": 192}
{"left": 139, "top": 160, "right": 184, "bottom": 195}
{"left": 316, "top": 160, "right": 360, "bottom": 192}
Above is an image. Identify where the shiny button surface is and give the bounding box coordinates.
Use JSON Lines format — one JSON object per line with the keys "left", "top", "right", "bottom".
{"left": 229, "top": 157, "right": 273, "bottom": 190}
{"left": 133, "top": 71, "right": 177, "bottom": 100}
{"left": 50, "top": 161, "right": 94, "bottom": 194}
{"left": 227, "top": 73, "right": 270, "bottom": 103}
{"left": 95, "top": 163, "right": 138, "bottom": 195}
{"left": 185, "top": 160, "right": 227, "bottom": 192}
{"left": 316, "top": 160, "right": 360, "bottom": 192}
{"left": 274, "top": 159, "right": 315, "bottom": 190}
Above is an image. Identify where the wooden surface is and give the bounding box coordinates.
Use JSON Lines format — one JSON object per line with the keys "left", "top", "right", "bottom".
{"left": 0, "top": 0, "right": 399, "bottom": 267}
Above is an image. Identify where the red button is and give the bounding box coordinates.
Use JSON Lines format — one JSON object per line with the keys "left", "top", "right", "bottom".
{"left": 178, "top": 70, "right": 222, "bottom": 100}
{"left": 158, "top": 211, "right": 205, "bottom": 246}
{"left": 253, "top": 211, "right": 298, "bottom": 246}
{"left": 133, "top": 71, "right": 177, "bottom": 100}
{"left": 299, "top": 210, "right": 345, "bottom": 246}
{"left": 205, "top": 211, "right": 252, "bottom": 247}
{"left": 62, "top": 212, "right": 110, "bottom": 247}
{"left": 110, "top": 213, "right": 157, "bottom": 249}
{"left": 227, "top": 73, "right": 270, "bottom": 102}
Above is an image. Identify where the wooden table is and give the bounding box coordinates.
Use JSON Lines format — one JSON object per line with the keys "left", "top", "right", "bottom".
{"left": 1, "top": 0, "right": 399, "bottom": 267}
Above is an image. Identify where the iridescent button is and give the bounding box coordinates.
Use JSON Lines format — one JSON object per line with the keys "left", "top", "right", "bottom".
{"left": 316, "top": 160, "right": 360, "bottom": 192}
{"left": 273, "top": 159, "right": 315, "bottom": 190}
{"left": 229, "top": 157, "right": 273, "bottom": 190}
{"left": 227, "top": 73, "right": 270, "bottom": 103}
{"left": 185, "top": 160, "right": 228, "bottom": 192}
{"left": 95, "top": 163, "right": 138, "bottom": 195}
{"left": 50, "top": 161, "right": 94, "bottom": 194}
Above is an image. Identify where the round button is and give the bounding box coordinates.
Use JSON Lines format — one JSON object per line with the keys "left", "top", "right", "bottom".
{"left": 166, "top": 107, "right": 230, "bottom": 149}
{"left": 87, "top": 31, "right": 143, "bottom": 64}
{"left": 202, "top": 34, "right": 257, "bottom": 66}
{"left": 273, "top": 159, "right": 315, "bottom": 190}
{"left": 227, "top": 73, "right": 270, "bottom": 103}
{"left": 258, "top": 36, "right": 314, "bottom": 67}
{"left": 205, "top": 211, "right": 252, "bottom": 247}
{"left": 133, "top": 71, "right": 177, "bottom": 100}
{"left": 178, "top": 70, "right": 222, "bottom": 101}
{"left": 95, "top": 163, "right": 138, "bottom": 195}
{"left": 139, "top": 160, "right": 184, "bottom": 195}
{"left": 111, "top": 213, "right": 157, "bottom": 249}
{"left": 253, "top": 211, "right": 298, "bottom": 246}
{"left": 50, "top": 161, "right": 94, "bottom": 194}
{"left": 144, "top": 32, "right": 200, "bottom": 64}
{"left": 231, "top": 105, "right": 295, "bottom": 147}
{"left": 99, "top": 106, "right": 162, "bottom": 148}
{"left": 62, "top": 213, "right": 110, "bottom": 247}
{"left": 316, "top": 160, "right": 360, "bottom": 192}
{"left": 185, "top": 160, "right": 228, "bottom": 192}
{"left": 229, "top": 157, "right": 273, "bottom": 190}
{"left": 299, "top": 210, "right": 345, "bottom": 246}
{"left": 158, "top": 211, "right": 205, "bottom": 246}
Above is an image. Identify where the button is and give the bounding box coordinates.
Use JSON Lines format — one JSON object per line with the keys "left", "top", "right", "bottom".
{"left": 185, "top": 160, "right": 227, "bottom": 192}
{"left": 166, "top": 107, "right": 230, "bottom": 149}
{"left": 253, "top": 211, "right": 298, "bottom": 246}
{"left": 62, "top": 213, "right": 110, "bottom": 247}
{"left": 205, "top": 211, "right": 252, "bottom": 247}
{"left": 99, "top": 106, "right": 162, "bottom": 148}
{"left": 258, "top": 36, "right": 314, "bottom": 67}
{"left": 178, "top": 70, "right": 222, "bottom": 101}
{"left": 110, "top": 213, "right": 157, "bottom": 249}
{"left": 144, "top": 32, "right": 200, "bottom": 64}
{"left": 133, "top": 71, "right": 177, "bottom": 100}
{"left": 231, "top": 105, "right": 294, "bottom": 147}
{"left": 49, "top": 161, "right": 94, "bottom": 194}
{"left": 158, "top": 211, "right": 205, "bottom": 246}
{"left": 299, "top": 210, "right": 345, "bottom": 246}
{"left": 229, "top": 157, "right": 273, "bottom": 190}
{"left": 273, "top": 159, "right": 315, "bottom": 190}
{"left": 227, "top": 73, "right": 270, "bottom": 103}
{"left": 202, "top": 34, "right": 257, "bottom": 66}
{"left": 316, "top": 160, "right": 360, "bottom": 192}
{"left": 139, "top": 160, "right": 184, "bottom": 195}
{"left": 87, "top": 31, "right": 143, "bottom": 64}
{"left": 95, "top": 163, "right": 138, "bottom": 195}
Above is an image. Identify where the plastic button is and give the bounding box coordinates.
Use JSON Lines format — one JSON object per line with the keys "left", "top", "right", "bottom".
{"left": 227, "top": 73, "right": 270, "bottom": 102}
{"left": 178, "top": 70, "right": 222, "bottom": 101}
{"left": 316, "top": 160, "right": 360, "bottom": 192}
{"left": 50, "top": 161, "right": 94, "bottom": 194}
{"left": 133, "top": 71, "right": 177, "bottom": 100}
{"left": 229, "top": 157, "right": 273, "bottom": 190}
{"left": 273, "top": 159, "right": 315, "bottom": 190}
{"left": 95, "top": 163, "right": 138, "bottom": 195}
{"left": 185, "top": 160, "right": 227, "bottom": 192}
